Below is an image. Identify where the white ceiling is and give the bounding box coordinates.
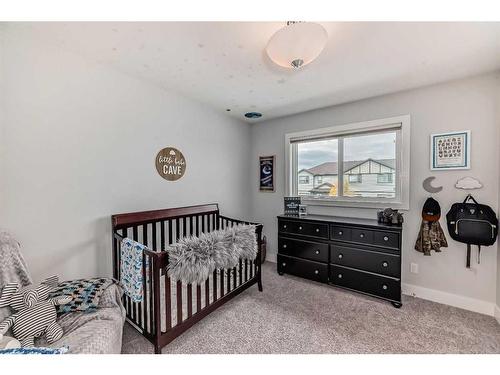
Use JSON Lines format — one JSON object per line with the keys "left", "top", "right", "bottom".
{"left": 5, "top": 22, "right": 500, "bottom": 122}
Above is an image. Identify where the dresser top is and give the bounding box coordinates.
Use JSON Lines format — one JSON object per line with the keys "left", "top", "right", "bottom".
{"left": 277, "top": 214, "right": 402, "bottom": 231}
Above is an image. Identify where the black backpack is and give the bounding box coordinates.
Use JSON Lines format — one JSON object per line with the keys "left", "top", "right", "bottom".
{"left": 446, "top": 194, "right": 498, "bottom": 268}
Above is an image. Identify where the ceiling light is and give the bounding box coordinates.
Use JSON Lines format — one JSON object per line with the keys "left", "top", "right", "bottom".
{"left": 266, "top": 22, "right": 328, "bottom": 69}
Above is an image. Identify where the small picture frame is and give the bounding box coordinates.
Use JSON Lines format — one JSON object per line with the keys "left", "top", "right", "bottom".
{"left": 430, "top": 131, "right": 470, "bottom": 170}
{"left": 259, "top": 155, "right": 275, "bottom": 192}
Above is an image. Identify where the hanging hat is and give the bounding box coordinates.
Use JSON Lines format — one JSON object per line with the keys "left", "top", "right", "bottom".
{"left": 422, "top": 197, "right": 441, "bottom": 222}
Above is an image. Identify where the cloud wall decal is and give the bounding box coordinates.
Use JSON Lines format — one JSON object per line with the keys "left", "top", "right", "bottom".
{"left": 455, "top": 177, "right": 483, "bottom": 190}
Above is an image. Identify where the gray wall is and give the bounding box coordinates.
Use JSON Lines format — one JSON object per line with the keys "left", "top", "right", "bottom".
{"left": 250, "top": 73, "right": 500, "bottom": 308}
{"left": 0, "top": 28, "right": 252, "bottom": 283}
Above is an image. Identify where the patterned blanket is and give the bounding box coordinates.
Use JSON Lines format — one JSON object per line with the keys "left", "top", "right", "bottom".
{"left": 49, "top": 278, "right": 116, "bottom": 314}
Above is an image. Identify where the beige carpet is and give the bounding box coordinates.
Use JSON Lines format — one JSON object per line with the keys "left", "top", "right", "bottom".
{"left": 122, "top": 262, "right": 500, "bottom": 354}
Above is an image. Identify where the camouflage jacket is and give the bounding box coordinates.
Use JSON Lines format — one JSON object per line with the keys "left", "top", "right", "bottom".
{"left": 414, "top": 220, "right": 448, "bottom": 256}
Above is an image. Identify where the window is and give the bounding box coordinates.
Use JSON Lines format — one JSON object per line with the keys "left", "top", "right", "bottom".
{"left": 285, "top": 115, "right": 410, "bottom": 209}
{"left": 377, "top": 173, "right": 393, "bottom": 183}
{"left": 348, "top": 174, "right": 362, "bottom": 183}
{"left": 299, "top": 176, "right": 310, "bottom": 184}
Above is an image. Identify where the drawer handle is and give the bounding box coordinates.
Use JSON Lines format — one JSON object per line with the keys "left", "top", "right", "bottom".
{"left": 382, "top": 261, "right": 388, "bottom": 267}
{"left": 384, "top": 236, "right": 389, "bottom": 241}
{"left": 338, "top": 254, "right": 343, "bottom": 259}
{"left": 359, "top": 233, "right": 365, "bottom": 238}
{"left": 299, "top": 226, "right": 303, "bottom": 230}
{"left": 315, "top": 228, "right": 320, "bottom": 232}
{"left": 282, "top": 262, "right": 286, "bottom": 267}
{"left": 382, "top": 284, "right": 388, "bottom": 290}
{"left": 338, "top": 231, "right": 343, "bottom": 235}
{"left": 283, "top": 225, "right": 287, "bottom": 229}
{"left": 314, "top": 270, "right": 319, "bottom": 275}
{"left": 283, "top": 244, "right": 287, "bottom": 249}
{"left": 338, "top": 274, "right": 342, "bottom": 279}
{"left": 315, "top": 250, "right": 320, "bottom": 255}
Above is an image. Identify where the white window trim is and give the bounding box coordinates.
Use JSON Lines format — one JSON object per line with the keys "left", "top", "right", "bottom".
{"left": 285, "top": 115, "right": 411, "bottom": 210}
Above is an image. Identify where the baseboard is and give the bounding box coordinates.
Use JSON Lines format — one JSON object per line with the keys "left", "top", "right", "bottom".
{"left": 495, "top": 305, "right": 500, "bottom": 324}
{"left": 402, "top": 283, "right": 496, "bottom": 316}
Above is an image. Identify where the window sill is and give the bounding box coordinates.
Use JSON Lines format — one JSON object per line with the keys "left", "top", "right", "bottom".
{"left": 300, "top": 196, "right": 409, "bottom": 211}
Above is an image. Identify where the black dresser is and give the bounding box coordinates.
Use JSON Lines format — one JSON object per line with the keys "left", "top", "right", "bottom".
{"left": 277, "top": 214, "right": 403, "bottom": 307}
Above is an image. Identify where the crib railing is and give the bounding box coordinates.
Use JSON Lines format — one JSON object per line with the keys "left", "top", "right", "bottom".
{"left": 111, "top": 204, "right": 263, "bottom": 353}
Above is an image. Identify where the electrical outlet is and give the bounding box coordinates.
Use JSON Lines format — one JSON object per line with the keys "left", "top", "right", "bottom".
{"left": 410, "top": 263, "right": 419, "bottom": 274}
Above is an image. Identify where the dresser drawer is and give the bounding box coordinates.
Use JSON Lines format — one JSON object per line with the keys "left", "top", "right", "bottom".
{"left": 330, "top": 265, "right": 401, "bottom": 302}
{"left": 351, "top": 228, "right": 374, "bottom": 245}
{"left": 278, "top": 220, "right": 295, "bottom": 234}
{"left": 331, "top": 226, "right": 352, "bottom": 241}
{"left": 373, "top": 231, "right": 400, "bottom": 250}
{"left": 331, "top": 245, "right": 400, "bottom": 277}
{"left": 279, "top": 220, "right": 329, "bottom": 239}
{"left": 277, "top": 254, "right": 328, "bottom": 283}
{"left": 295, "top": 221, "right": 329, "bottom": 238}
{"left": 278, "top": 237, "right": 329, "bottom": 263}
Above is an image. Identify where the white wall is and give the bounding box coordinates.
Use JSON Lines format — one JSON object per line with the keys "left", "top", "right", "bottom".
{"left": 250, "top": 73, "right": 500, "bottom": 314}
{"left": 0, "top": 27, "right": 252, "bottom": 283}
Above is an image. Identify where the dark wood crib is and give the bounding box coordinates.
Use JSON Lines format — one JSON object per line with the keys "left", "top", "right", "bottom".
{"left": 111, "top": 204, "right": 263, "bottom": 354}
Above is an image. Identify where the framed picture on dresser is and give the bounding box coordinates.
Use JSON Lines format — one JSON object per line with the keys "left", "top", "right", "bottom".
{"left": 259, "top": 155, "right": 275, "bottom": 192}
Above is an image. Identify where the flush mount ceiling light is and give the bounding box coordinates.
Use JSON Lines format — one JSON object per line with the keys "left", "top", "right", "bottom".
{"left": 266, "top": 22, "right": 328, "bottom": 69}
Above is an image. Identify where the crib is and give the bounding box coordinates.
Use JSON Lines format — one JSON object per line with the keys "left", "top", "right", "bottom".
{"left": 111, "top": 204, "right": 263, "bottom": 353}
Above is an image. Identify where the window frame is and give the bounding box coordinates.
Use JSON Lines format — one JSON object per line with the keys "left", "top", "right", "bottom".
{"left": 298, "top": 175, "right": 310, "bottom": 184}
{"left": 285, "top": 115, "right": 410, "bottom": 210}
{"left": 348, "top": 174, "right": 362, "bottom": 183}
{"left": 377, "top": 173, "right": 394, "bottom": 184}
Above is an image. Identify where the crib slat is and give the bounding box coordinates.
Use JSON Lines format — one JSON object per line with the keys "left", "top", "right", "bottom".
{"left": 250, "top": 258, "right": 254, "bottom": 279}
{"left": 148, "top": 254, "right": 154, "bottom": 334}
{"left": 131, "top": 226, "right": 144, "bottom": 329}
{"left": 227, "top": 267, "right": 231, "bottom": 292}
{"left": 183, "top": 217, "right": 187, "bottom": 236}
{"left": 220, "top": 269, "right": 224, "bottom": 297}
{"left": 142, "top": 252, "right": 149, "bottom": 334}
{"left": 175, "top": 218, "right": 180, "bottom": 243}
{"left": 239, "top": 259, "right": 243, "bottom": 286}
{"left": 233, "top": 266, "right": 237, "bottom": 290}
{"left": 121, "top": 228, "right": 130, "bottom": 320}
{"left": 143, "top": 224, "right": 148, "bottom": 246}
{"left": 205, "top": 279, "right": 209, "bottom": 307}
{"left": 201, "top": 214, "right": 206, "bottom": 233}
{"left": 190, "top": 216, "right": 195, "bottom": 237}
{"left": 168, "top": 219, "right": 173, "bottom": 245}
{"left": 245, "top": 259, "right": 249, "bottom": 282}
{"left": 213, "top": 270, "right": 218, "bottom": 302}
{"left": 160, "top": 220, "right": 165, "bottom": 250}
{"left": 176, "top": 281, "right": 182, "bottom": 324}
{"left": 187, "top": 284, "right": 193, "bottom": 318}
{"left": 196, "top": 285, "right": 201, "bottom": 312}
{"left": 152, "top": 222, "right": 157, "bottom": 251}
{"left": 165, "top": 274, "right": 171, "bottom": 330}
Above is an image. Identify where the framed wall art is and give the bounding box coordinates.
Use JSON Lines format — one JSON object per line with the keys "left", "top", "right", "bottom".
{"left": 259, "top": 155, "right": 275, "bottom": 192}
{"left": 430, "top": 131, "right": 470, "bottom": 170}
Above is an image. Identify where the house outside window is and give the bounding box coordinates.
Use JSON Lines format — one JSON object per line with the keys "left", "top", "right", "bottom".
{"left": 285, "top": 115, "right": 410, "bottom": 209}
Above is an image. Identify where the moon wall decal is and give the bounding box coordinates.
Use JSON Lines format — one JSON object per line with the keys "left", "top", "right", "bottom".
{"left": 422, "top": 176, "right": 443, "bottom": 194}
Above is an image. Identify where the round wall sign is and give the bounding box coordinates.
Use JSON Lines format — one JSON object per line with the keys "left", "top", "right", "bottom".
{"left": 155, "top": 147, "right": 186, "bottom": 181}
